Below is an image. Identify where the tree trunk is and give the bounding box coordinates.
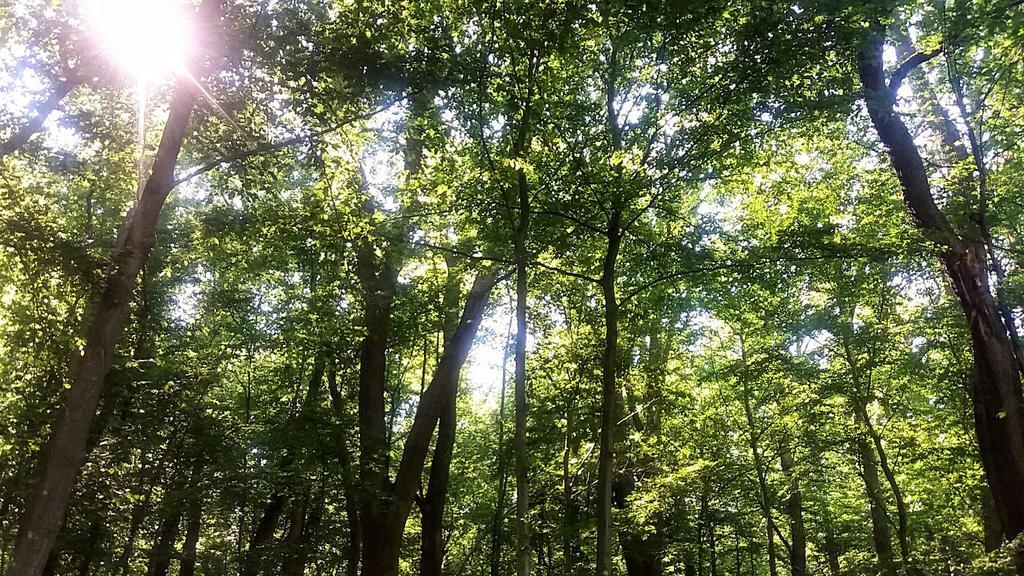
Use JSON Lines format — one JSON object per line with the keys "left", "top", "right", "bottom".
{"left": 596, "top": 214, "right": 622, "bottom": 576}
{"left": 561, "top": 387, "right": 578, "bottom": 576}
{"left": 178, "top": 498, "right": 203, "bottom": 576}
{"left": 241, "top": 493, "right": 288, "bottom": 576}
{"left": 511, "top": 57, "right": 538, "bottom": 576}
{"left": 860, "top": 410, "right": 912, "bottom": 570}
{"left": 359, "top": 273, "right": 496, "bottom": 576}
{"left": 5, "top": 5, "right": 218, "bottom": 570}
{"left": 859, "top": 30, "right": 1024, "bottom": 545}
{"left": 327, "top": 367, "right": 361, "bottom": 576}
{"left": 420, "top": 394, "right": 457, "bottom": 576}
{"left": 490, "top": 324, "right": 512, "bottom": 576}
{"left": 281, "top": 491, "right": 309, "bottom": 576}
{"left": 856, "top": 424, "right": 896, "bottom": 576}
{"left": 779, "top": 445, "right": 805, "bottom": 576}
{"left": 738, "top": 348, "right": 777, "bottom": 576}
{"left": 146, "top": 502, "right": 183, "bottom": 576}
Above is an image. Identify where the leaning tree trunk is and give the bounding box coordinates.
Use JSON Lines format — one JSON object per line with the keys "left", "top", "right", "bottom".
{"left": 421, "top": 395, "right": 457, "bottom": 576}
{"left": 858, "top": 30, "right": 1024, "bottom": 547}
{"left": 240, "top": 493, "right": 287, "bottom": 576}
{"left": 5, "top": 4, "right": 219, "bottom": 572}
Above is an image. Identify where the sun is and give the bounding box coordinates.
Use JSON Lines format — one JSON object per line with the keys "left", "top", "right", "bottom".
{"left": 85, "top": 0, "right": 194, "bottom": 83}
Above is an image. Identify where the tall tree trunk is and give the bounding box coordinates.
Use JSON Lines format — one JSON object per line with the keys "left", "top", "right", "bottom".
{"left": 858, "top": 29, "right": 1024, "bottom": 545}
{"left": 241, "top": 493, "right": 288, "bottom": 576}
{"left": 420, "top": 395, "right": 457, "bottom": 576}
{"left": 146, "top": 501, "right": 184, "bottom": 576}
{"left": 327, "top": 367, "right": 360, "bottom": 576}
{"left": 281, "top": 490, "right": 309, "bottom": 576}
{"left": 359, "top": 273, "right": 496, "bottom": 576}
{"left": 596, "top": 44, "right": 625, "bottom": 576}
{"left": 178, "top": 498, "right": 203, "bottom": 576}
{"left": 738, "top": 345, "right": 778, "bottom": 576}
{"left": 6, "top": 5, "right": 218, "bottom": 571}
{"left": 510, "top": 56, "right": 538, "bottom": 576}
{"left": 596, "top": 214, "right": 622, "bottom": 576}
{"left": 856, "top": 422, "right": 897, "bottom": 576}
{"left": 779, "top": 445, "right": 805, "bottom": 576}
{"left": 490, "top": 324, "right": 512, "bottom": 576}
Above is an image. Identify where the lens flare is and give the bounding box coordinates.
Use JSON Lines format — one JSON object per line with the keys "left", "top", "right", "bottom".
{"left": 86, "top": 0, "right": 193, "bottom": 83}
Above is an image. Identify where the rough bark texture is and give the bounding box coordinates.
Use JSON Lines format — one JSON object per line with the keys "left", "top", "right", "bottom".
{"left": 859, "top": 31, "right": 1024, "bottom": 545}
{"left": 6, "top": 31, "right": 206, "bottom": 573}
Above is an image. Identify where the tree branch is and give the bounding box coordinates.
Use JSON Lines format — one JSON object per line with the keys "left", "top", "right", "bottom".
{"left": 171, "top": 96, "right": 406, "bottom": 188}
{"left": 888, "top": 48, "right": 942, "bottom": 93}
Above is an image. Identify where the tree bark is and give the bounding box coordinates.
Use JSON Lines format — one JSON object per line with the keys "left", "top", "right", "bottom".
{"left": 596, "top": 211, "right": 622, "bottom": 576}
{"left": 856, "top": 420, "right": 897, "bottom": 576}
{"left": 327, "top": 366, "right": 361, "bottom": 576}
{"left": 178, "top": 498, "right": 203, "bottom": 576}
{"left": 779, "top": 445, "right": 805, "bottom": 576}
{"left": 5, "top": 5, "right": 219, "bottom": 572}
{"left": 420, "top": 394, "right": 456, "bottom": 576}
{"left": 241, "top": 493, "right": 288, "bottom": 576}
{"left": 359, "top": 273, "right": 496, "bottom": 576}
{"left": 859, "top": 30, "right": 1024, "bottom": 545}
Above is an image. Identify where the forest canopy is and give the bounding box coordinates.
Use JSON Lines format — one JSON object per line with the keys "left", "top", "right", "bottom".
{"left": 1, "top": 0, "right": 1023, "bottom": 575}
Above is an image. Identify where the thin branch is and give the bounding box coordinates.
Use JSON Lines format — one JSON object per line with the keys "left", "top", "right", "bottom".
{"left": 531, "top": 258, "right": 601, "bottom": 284}
{"left": 171, "top": 96, "right": 406, "bottom": 188}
